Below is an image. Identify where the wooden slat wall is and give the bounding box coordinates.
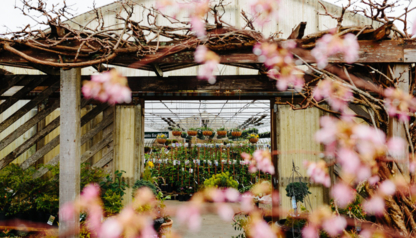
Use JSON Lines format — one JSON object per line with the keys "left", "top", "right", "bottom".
{"left": 278, "top": 105, "right": 325, "bottom": 212}
{"left": 0, "top": 75, "right": 115, "bottom": 173}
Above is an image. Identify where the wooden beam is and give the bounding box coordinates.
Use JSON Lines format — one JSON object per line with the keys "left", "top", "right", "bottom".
{"left": 0, "top": 76, "right": 48, "bottom": 114}
{"left": 288, "top": 22, "right": 307, "bottom": 40}
{"left": 0, "top": 75, "right": 25, "bottom": 96}
{"left": 81, "top": 133, "right": 113, "bottom": 163}
{"left": 59, "top": 68, "right": 81, "bottom": 235}
{"left": 93, "top": 149, "right": 114, "bottom": 168}
{"left": 152, "top": 63, "right": 163, "bottom": 77}
{"left": 371, "top": 22, "right": 393, "bottom": 41}
{"left": 0, "top": 98, "right": 60, "bottom": 152}
{"left": 0, "top": 80, "right": 60, "bottom": 133}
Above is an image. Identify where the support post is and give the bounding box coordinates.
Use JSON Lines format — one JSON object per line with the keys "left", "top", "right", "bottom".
{"left": 59, "top": 68, "right": 81, "bottom": 236}
{"left": 277, "top": 105, "right": 325, "bottom": 212}
{"left": 388, "top": 64, "right": 410, "bottom": 175}
{"left": 113, "top": 100, "right": 144, "bottom": 204}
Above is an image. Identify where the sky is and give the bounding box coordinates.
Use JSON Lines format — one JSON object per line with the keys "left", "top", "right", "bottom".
{"left": 0, "top": 0, "right": 415, "bottom": 34}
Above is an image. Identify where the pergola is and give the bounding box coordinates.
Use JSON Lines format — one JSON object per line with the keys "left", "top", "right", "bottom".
{"left": 0, "top": 0, "right": 414, "bottom": 233}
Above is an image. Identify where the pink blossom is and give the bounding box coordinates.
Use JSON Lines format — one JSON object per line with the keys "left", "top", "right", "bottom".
{"left": 311, "top": 34, "right": 359, "bottom": 69}
{"left": 249, "top": 0, "right": 281, "bottom": 26}
{"left": 410, "top": 161, "right": 416, "bottom": 173}
{"left": 100, "top": 218, "right": 123, "bottom": 238}
{"left": 195, "top": 45, "right": 208, "bottom": 63}
{"left": 384, "top": 87, "right": 416, "bottom": 123}
{"left": 387, "top": 137, "right": 406, "bottom": 158}
{"left": 198, "top": 60, "right": 218, "bottom": 84}
{"left": 360, "top": 229, "right": 373, "bottom": 238}
{"left": 225, "top": 188, "right": 240, "bottom": 202}
{"left": 241, "top": 192, "right": 255, "bottom": 213}
{"left": 314, "top": 116, "right": 337, "bottom": 145}
{"left": 363, "top": 196, "right": 385, "bottom": 215}
{"left": 217, "top": 204, "right": 234, "bottom": 221}
{"left": 86, "top": 204, "right": 104, "bottom": 233}
{"left": 190, "top": 16, "right": 206, "bottom": 39}
{"left": 250, "top": 219, "right": 277, "bottom": 238}
{"left": 81, "top": 183, "right": 100, "bottom": 202}
{"left": 356, "top": 165, "right": 372, "bottom": 182}
{"left": 368, "top": 176, "right": 380, "bottom": 185}
{"left": 140, "top": 220, "right": 158, "bottom": 238}
{"left": 60, "top": 202, "right": 76, "bottom": 222}
{"left": 322, "top": 216, "right": 347, "bottom": 237}
{"left": 313, "top": 78, "right": 352, "bottom": 112}
{"left": 176, "top": 204, "right": 202, "bottom": 231}
{"left": 302, "top": 225, "right": 319, "bottom": 238}
{"left": 246, "top": 150, "right": 275, "bottom": 174}
{"left": 304, "top": 160, "right": 331, "bottom": 187}
{"left": 337, "top": 148, "right": 360, "bottom": 173}
{"left": 330, "top": 182, "right": 355, "bottom": 208}
{"left": 379, "top": 180, "right": 396, "bottom": 196}
{"left": 268, "top": 68, "right": 304, "bottom": 91}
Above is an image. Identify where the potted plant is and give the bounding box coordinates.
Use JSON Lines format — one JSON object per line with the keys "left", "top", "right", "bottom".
{"left": 204, "top": 172, "right": 239, "bottom": 189}
{"left": 200, "top": 126, "right": 214, "bottom": 136}
{"left": 172, "top": 128, "right": 182, "bottom": 136}
{"left": 285, "top": 182, "right": 311, "bottom": 205}
{"left": 247, "top": 133, "right": 259, "bottom": 144}
{"left": 187, "top": 128, "right": 198, "bottom": 136}
{"left": 217, "top": 127, "right": 228, "bottom": 137}
{"left": 100, "top": 170, "right": 128, "bottom": 216}
{"left": 231, "top": 128, "right": 242, "bottom": 137}
{"left": 156, "top": 134, "right": 167, "bottom": 144}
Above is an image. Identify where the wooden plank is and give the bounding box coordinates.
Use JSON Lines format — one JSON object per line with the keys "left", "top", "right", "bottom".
{"left": 81, "top": 103, "right": 109, "bottom": 126}
{"left": 20, "top": 136, "right": 60, "bottom": 170}
{"left": 59, "top": 68, "right": 81, "bottom": 235}
{"left": 81, "top": 114, "right": 113, "bottom": 145}
{"left": 80, "top": 133, "right": 113, "bottom": 163}
{"left": 0, "top": 98, "right": 60, "bottom": 152}
{"left": 0, "top": 76, "right": 48, "bottom": 114}
{"left": 93, "top": 149, "right": 114, "bottom": 168}
{"left": 0, "top": 75, "right": 25, "bottom": 96}
{"left": 0, "top": 80, "right": 60, "bottom": 133}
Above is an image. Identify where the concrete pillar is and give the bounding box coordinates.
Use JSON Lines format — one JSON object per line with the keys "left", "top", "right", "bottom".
{"left": 59, "top": 68, "right": 81, "bottom": 236}
{"left": 113, "top": 101, "right": 144, "bottom": 204}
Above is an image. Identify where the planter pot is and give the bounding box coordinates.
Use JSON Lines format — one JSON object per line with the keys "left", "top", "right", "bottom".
{"left": 231, "top": 131, "right": 242, "bottom": 137}
{"left": 157, "top": 139, "right": 167, "bottom": 144}
{"left": 217, "top": 131, "right": 227, "bottom": 136}
{"left": 202, "top": 131, "right": 213, "bottom": 136}
{"left": 249, "top": 138, "right": 259, "bottom": 144}
{"left": 172, "top": 131, "right": 182, "bottom": 136}
{"left": 187, "top": 131, "right": 197, "bottom": 136}
{"left": 158, "top": 219, "right": 173, "bottom": 238}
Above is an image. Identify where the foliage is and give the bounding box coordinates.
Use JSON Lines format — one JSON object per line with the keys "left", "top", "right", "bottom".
{"left": 171, "top": 127, "right": 182, "bottom": 132}
{"left": 157, "top": 134, "right": 167, "bottom": 139}
{"left": 199, "top": 126, "right": 213, "bottom": 132}
{"left": 204, "top": 172, "right": 238, "bottom": 189}
{"left": 99, "top": 170, "right": 128, "bottom": 214}
{"left": 285, "top": 182, "right": 311, "bottom": 203}
{"left": 217, "top": 127, "right": 227, "bottom": 131}
{"left": 246, "top": 133, "right": 259, "bottom": 139}
{"left": 80, "top": 163, "right": 106, "bottom": 189}
{"left": 232, "top": 214, "right": 250, "bottom": 238}
{"left": 331, "top": 195, "right": 367, "bottom": 220}
{"left": 133, "top": 179, "right": 158, "bottom": 196}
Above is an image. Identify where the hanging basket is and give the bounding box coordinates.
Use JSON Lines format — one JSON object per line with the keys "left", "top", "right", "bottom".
{"left": 231, "top": 131, "right": 242, "bottom": 137}
{"left": 217, "top": 131, "right": 227, "bottom": 136}
{"left": 203, "top": 131, "right": 213, "bottom": 136}
{"left": 249, "top": 138, "right": 259, "bottom": 144}
{"left": 156, "top": 139, "right": 167, "bottom": 144}
{"left": 187, "top": 130, "right": 197, "bottom": 136}
{"left": 172, "top": 131, "right": 182, "bottom": 136}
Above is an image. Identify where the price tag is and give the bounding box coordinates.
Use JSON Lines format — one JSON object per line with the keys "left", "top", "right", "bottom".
{"left": 204, "top": 160, "right": 207, "bottom": 164}
{"left": 153, "top": 158, "right": 156, "bottom": 163}
{"left": 182, "top": 168, "right": 184, "bottom": 171}
{"left": 173, "top": 160, "right": 176, "bottom": 165}
{"left": 193, "top": 159, "right": 196, "bottom": 164}
{"left": 195, "top": 180, "right": 198, "bottom": 185}
{"left": 215, "top": 161, "right": 218, "bottom": 166}
{"left": 233, "top": 160, "right": 237, "bottom": 164}
{"left": 189, "top": 168, "right": 193, "bottom": 173}
{"left": 47, "top": 215, "right": 55, "bottom": 226}
{"left": 177, "top": 161, "right": 181, "bottom": 165}
{"left": 185, "top": 160, "right": 189, "bottom": 165}
{"left": 208, "top": 161, "right": 212, "bottom": 166}
{"left": 229, "top": 160, "right": 232, "bottom": 165}
{"left": 197, "top": 159, "right": 200, "bottom": 165}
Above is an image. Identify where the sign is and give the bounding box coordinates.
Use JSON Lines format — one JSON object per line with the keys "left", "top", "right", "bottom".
{"left": 145, "top": 132, "right": 169, "bottom": 139}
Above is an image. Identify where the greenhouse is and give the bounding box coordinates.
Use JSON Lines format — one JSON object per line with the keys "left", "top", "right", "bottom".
{"left": 0, "top": 0, "right": 415, "bottom": 237}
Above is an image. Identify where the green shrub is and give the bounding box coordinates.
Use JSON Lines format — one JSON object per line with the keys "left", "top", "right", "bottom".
{"left": 204, "top": 172, "right": 238, "bottom": 189}
{"left": 285, "top": 182, "right": 311, "bottom": 203}
{"left": 133, "top": 179, "right": 158, "bottom": 196}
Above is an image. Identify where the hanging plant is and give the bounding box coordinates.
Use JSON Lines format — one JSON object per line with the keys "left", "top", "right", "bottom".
{"left": 231, "top": 128, "right": 242, "bottom": 137}
{"left": 187, "top": 128, "right": 198, "bottom": 136}
{"left": 200, "top": 126, "right": 214, "bottom": 136}
{"left": 156, "top": 134, "right": 167, "bottom": 144}
{"left": 216, "top": 127, "right": 228, "bottom": 137}
{"left": 247, "top": 133, "right": 259, "bottom": 144}
{"left": 285, "top": 182, "right": 311, "bottom": 203}
{"left": 172, "top": 127, "right": 182, "bottom": 136}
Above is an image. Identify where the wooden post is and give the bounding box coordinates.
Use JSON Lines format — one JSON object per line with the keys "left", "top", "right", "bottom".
{"left": 59, "top": 68, "right": 81, "bottom": 236}
{"left": 113, "top": 101, "right": 144, "bottom": 205}
{"left": 388, "top": 64, "right": 410, "bottom": 175}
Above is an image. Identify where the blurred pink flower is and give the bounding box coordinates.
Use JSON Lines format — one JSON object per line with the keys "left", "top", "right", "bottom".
{"left": 384, "top": 87, "right": 416, "bottom": 123}
{"left": 190, "top": 16, "right": 206, "bottom": 39}
{"left": 81, "top": 183, "right": 100, "bottom": 202}
{"left": 379, "top": 180, "right": 396, "bottom": 196}
{"left": 322, "top": 216, "right": 347, "bottom": 237}
{"left": 249, "top": 0, "right": 281, "bottom": 26}
{"left": 177, "top": 204, "right": 202, "bottom": 231}
{"left": 86, "top": 204, "right": 104, "bottom": 233}
{"left": 302, "top": 225, "right": 319, "bottom": 238}
{"left": 268, "top": 68, "right": 304, "bottom": 91}
{"left": 245, "top": 150, "right": 275, "bottom": 174}
{"left": 337, "top": 148, "right": 360, "bottom": 173}
{"left": 304, "top": 160, "right": 331, "bottom": 187}
{"left": 387, "top": 137, "right": 406, "bottom": 158}
{"left": 330, "top": 182, "right": 355, "bottom": 208}
{"left": 198, "top": 60, "right": 218, "bottom": 84}
{"left": 140, "top": 220, "right": 158, "bottom": 238}
{"left": 368, "top": 176, "right": 380, "bottom": 186}
{"left": 312, "top": 33, "right": 359, "bottom": 69}
{"left": 313, "top": 78, "right": 352, "bottom": 112}
{"left": 241, "top": 192, "right": 255, "bottom": 213}
{"left": 100, "top": 218, "right": 123, "bottom": 238}
{"left": 315, "top": 116, "right": 338, "bottom": 145}
{"left": 250, "top": 219, "right": 277, "bottom": 238}
{"left": 195, "top": 45, "right": 208, "bottom": 63}
{"left": 225, "top": 188, "right": 240, "bottom": 202}
{"left": 217, "top": 204, "right": 234, "bottom": 221}
{"left": 363, "top": 196, "right": 385, "bottom": 215}
{"left": 60, "top": 202, "right": 76, "bottom": 222}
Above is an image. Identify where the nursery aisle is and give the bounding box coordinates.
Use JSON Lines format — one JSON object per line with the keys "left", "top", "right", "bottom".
{"left": 166, "top": 200, "right": 242, "bottom": 238}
